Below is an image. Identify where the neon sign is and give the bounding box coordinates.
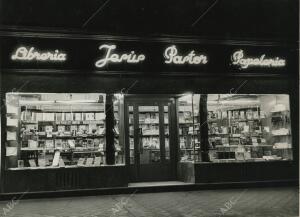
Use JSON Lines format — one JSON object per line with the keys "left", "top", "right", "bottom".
{"left": 231, "top": 50, "right": 286, "bottom": 69}
{"left": 95, "top": 44, "right": 146, "bottom": 68}
{"left": 164, "top": 45, "right": 208, "bottom": 65}
{"left": 11, "top": 47, "right": 67, "bottom": 62}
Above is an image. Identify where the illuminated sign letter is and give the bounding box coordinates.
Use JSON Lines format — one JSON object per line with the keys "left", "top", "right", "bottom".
{"left": 164, "top": 45, "right": 208, "bottom": 65}
{"left": 11, "top": 47, "right": 67, "bottom": 62}
{"left": 95, "top": 44, "right": 146, "bottom": 68}
{"left": 231, "top": 50, "right": 286, "bottom": 69}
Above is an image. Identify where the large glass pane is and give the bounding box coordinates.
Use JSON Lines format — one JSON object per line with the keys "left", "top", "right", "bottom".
{"left": 113, "top": 94, "right": 124, "bottom": 165}
{"left": 207, "top": 94, "right": 292, "bottom": 162}
{"left": 128, "top": 106, "right": 135, "bottom": 164}
{"left": 178, "top": 94, "right": 196, "bottom": 162}
{"left": 6, "top": 93, "right": 106, "bottom": 169}
{"left": 138, "top": 106, "right": 160, "bottom": 164}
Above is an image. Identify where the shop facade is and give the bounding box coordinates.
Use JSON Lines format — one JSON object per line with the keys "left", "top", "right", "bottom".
{"left": 0, "top": 31, "right": 298, "bottom": 194}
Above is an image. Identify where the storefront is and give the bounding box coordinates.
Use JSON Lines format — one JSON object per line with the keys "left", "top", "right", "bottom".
{"left": 0, "top": 32, "right": 298, "bottom": 194}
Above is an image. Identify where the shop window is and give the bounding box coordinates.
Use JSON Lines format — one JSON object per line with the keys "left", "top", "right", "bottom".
{"left": 206, "top": 94, "right": 292, "bottom": 162}
{"left": 178, "top": 94, "right": 293, "bottom": 163}
{"left": 5, "top": 93, "right": 123, "bottom": 170}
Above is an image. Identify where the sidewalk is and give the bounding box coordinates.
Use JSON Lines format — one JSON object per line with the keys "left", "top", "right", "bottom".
{"left": 0, "top": 187, "right": 298, "bottom": 217}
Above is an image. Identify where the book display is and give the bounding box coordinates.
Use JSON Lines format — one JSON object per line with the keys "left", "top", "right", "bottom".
{"left": 206, "top": 94, "right": 293, "bottom": 162}
{"left": 5, "top": 93, "right": 124, "bottom": 169}
{"left": 177, "top": 94, "right": 293, "bottom": 163}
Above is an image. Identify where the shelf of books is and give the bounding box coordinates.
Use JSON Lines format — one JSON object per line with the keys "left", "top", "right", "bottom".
{"left": 6, "top": 93, "right": 125, "bottom": 170}
{"left": 178, "top": 95, "right": 200, "bottom": 162}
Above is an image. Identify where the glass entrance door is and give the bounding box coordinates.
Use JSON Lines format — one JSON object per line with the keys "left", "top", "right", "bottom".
{"left": 126, "top": 98, "right": 176, "bottom": 182}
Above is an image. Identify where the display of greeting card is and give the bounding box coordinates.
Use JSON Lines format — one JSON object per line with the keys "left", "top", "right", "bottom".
{"left": 77, "top": 158, "right": 85, "bottom": 166}
{"left": 45, "top": 140, "right": 54, "bottom": 149}
{"left": 52, "top": 151, "right": 60, "bottom": 166}
{"left": 94, "top": 157, "right": 101, "bottom": 166}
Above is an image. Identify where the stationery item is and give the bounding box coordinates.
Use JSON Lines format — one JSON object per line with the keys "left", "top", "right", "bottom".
{"left": 78, "top": 125, "right": 87, "bottom": 133}
{"left": 6, "top": 147, "right": 17, "bottom": 156}
{"left": 89, "top": 124, "right": 98, "bottom": 134}
{"left": 253, "top": 111, "right": 259, "bottom": 119}
{"left": 240, "top": 111, "right": 245, "bottom": 119}
{"left": 87, "top": 139, "right": 94, "bottom": 148}
{"left": 98, "top": 127, "right": 105, "bottom": 135}
{"left": 235, "top": 152, "right": 245, "bottom": 160}
{"left": 271, "top": 128, "right": 289, "bottom": 136}
{"left": 243, "top": 125, "right": 250, "bottom": 133}
{"left": 59, "top": 157, "right": 65, "bottom": 167}
{"left": 65, "top": 113, "right": 72, "bottom": 121}
{"left": 68, "top": 140, "right": 76, "bottom": 148}
{"left": 29, "top": 159, "right": 37, "bottom": 167}
{"left": 36, "top": 113, "right": 43, "bottom": 121}
{"left": 94, "top": 157, "right": 101, "bottom": 166}
{"left": 75, "top": 113, "right": 82, "bottom": 121}
{"left": 264, "top": 127, "right": 270, "bottom": 133}
{"left": 52, "top": 151, "right": 60, "bottom": 166}
{"left": 95, "top": 112, "right": 105, "bottom": 120}
{"left": 7, "top": 105, "right": 18, "bottom": 114}
{"left": 45, "top": 125, "right": 53, "bottom": 137}
{"left": 7, "top": 118, "right": 18, "bottom": 127}
{"left": 7, "top": 131, "right": 17, "bottom": 141}
{"left": 57, "top": 125, "right": 65, "bottom": 134}
{"left": 55, "top": 139, "right": 63, "bottom": 149}
{"left": 18, "top": 160, "right": 24, "bottom": 168}
{"left": 77, "top": 158, "right": 85, "bottom": 166}
{"left": 222, "top": 111, "right": 227, "bottom": 119}
{"left": 273, "top": 143, "right": 291, "bottom": 149}
{"left": 56, "top": 113, "right": 63, "bottom": 121}
{"left": 43, "top": 113, "right": 55, "bottom": 121}
{"left": 246, "top": 110, "right": 253, "bottom": 119}
{"left": 86, "top": 113, "right": 95, "bottom": 121}
{"left": 28, "top": 140, "right": 38, "bottom": 149}
{"left": 244, "top": 151, "right": 251, "bottom": 160}
{"left": 86, "top": 158, "right": 94, "bottom": 166}
{"left": 38, "top": 158, "right": 46, "bottom": 167}
{"left": 45, "top": 140, "right": 54, "bottom": 149}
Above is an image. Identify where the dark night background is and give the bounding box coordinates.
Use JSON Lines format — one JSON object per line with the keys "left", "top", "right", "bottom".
{"left": 0, "top": 0, "right": 298, "bottom": 42}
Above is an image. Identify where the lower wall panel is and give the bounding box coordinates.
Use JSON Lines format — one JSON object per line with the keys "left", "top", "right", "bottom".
{"left": 194, "top": 161, "right": 298, "bottom": 183}
{"left": 3, "top": 166, "right": 128, "bottom": 193}
{"left": 177, "top": 162, "right": 195, "bottom": 183}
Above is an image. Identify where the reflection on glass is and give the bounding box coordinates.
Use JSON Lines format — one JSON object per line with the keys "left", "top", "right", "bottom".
{"left": 113, "top": 96, "right": 124, "bottom": 165}
{"left": 129, "top": 106, "right": 134, "bottom": 164}
{"left": 139, "top": 106, "right": 160, "bottom": 164}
